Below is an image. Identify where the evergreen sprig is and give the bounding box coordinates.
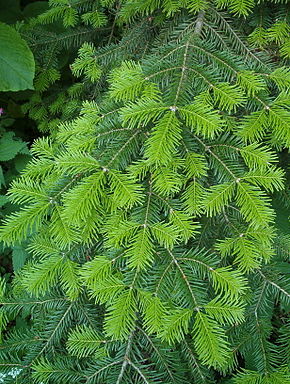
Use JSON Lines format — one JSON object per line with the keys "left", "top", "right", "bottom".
{"left": 0, "top": 1, "right": 289, "bottom": 383}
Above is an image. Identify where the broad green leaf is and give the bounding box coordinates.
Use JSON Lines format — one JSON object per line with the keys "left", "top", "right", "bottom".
{"left": 0, "top": 132, "right": 27, "bottom": 161}
{"left": 0, "top": 22, "right": 35, "bottom": 91}
{"left": 14, "top": 154, "right": 31, "bottom": 172}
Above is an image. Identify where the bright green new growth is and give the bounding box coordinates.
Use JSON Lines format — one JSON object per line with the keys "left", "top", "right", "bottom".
{"left": 0, "top": 0, "right": 290, "bottom": 383}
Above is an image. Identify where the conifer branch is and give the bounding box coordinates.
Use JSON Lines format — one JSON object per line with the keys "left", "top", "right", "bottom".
{"left": 1, "top": 1, "right": 289, "bottom": 381}
{"left": 33, "top": 303, "right": 74, "bottom": 361}
{"left": 116, "top": 331, "right": 134, "bottom": 384}
{"left": 167, "top": 249, "right": 199, "bottom": 307}
{"left": 182, "top": 338, "right": 208, "bottom": 383}
{"left": 194, "top": 11, "right": 206, "bottom": 36}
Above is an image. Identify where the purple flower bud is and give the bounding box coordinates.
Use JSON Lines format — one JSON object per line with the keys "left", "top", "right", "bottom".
{"left": 0, "top": 108, "right": 4, "bottom": 116}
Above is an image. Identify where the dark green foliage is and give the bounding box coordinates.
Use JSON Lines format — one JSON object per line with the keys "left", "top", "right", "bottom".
{"left": 0, "top": 1, "right": 290, "bottom": 383}
{"left": 0, "top": 115, "right": 31, "bottom": 276}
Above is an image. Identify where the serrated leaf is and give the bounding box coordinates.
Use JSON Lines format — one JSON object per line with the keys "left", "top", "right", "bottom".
{"left": 0, "top": 132, "right": 27, "bottom": 161}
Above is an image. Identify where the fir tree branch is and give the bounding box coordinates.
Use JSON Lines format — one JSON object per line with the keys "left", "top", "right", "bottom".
{"left": 182, "top": 338, "right": 208, "bottom": 383}
{"left": 257, "top": 270, "right": 290, "bottom": 299}
{"left": 254, "top": 281, "right": 270, "bottom": 374}
{"left": 137, "top": 327, "right": 177, "bottom": 382}
{"left": 193, "top": 135, "right": 237, "bottom": 179}
{"left": 85, "top": 360, "right": 122, "bottom": 383}
{"left": 116, "top": 331, "right": 135, "bottom": 384}
{"left": 32, "top": 303, "right": 74, "bottom": 362}
{"left": 209, "top": 7, "right": 270, "bottom": 68}
{"left": 194, "top": 11, "right": 206, "bottom": 36}
{"left": 127, "top": 359, "right": 151, "bottom": 384}
{"left": 167, "top": 249, "right": 199, "bottom": 307}
{"left": 154, "top": 259, "right": 174, "bottom": 295}
{"left": 106, "top": 130, "right": 141, "bottom": 167}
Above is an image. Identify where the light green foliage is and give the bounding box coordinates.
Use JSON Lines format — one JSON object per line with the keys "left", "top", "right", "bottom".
{"left": 20, "top": 255, "right": 63, "bottom": 296}
{"left": 158, "top": 308, "right": 193, "bottom": 344}
{"left": 237, "top": 71, "right": 266, "bottom": 96}
{"left": 179, "top": 101, "right": 223, "bottom": 138}
{"left": 140, "top": 293, "right": 167, "bottom": 334}
{"left": 145, "top": 111, "right": 182, "bottom": 165}
{"left": 0, "top": 1, "right": 289, "bottom": 384}
{"left": 204, "top": 296, "right": 245, "bottom": 325}
{"left": 209, "top": 267, "right": 247, "bottom": 298}
{"left": 67, "top": 326, "right": 106, "bottom": 358}
{"left": 203, "top": 182, "right": 236, "bottom": 216}
{"left": 109, "top": 61, "right": 147, "bottom": 101}
{"left": 193, "top": 311, "right": 230, "bottom": 368}
{"left": 105, "top": 289, "right": 138, "bottom": 340}
{"left": 71, "top": 43, "right": 102, "bottom": 82}
{"left": 248, "top": 6, "right": 290, "bottom": 59}
{"left": 269, "top": 67, "right": 290, "bottom": 90}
